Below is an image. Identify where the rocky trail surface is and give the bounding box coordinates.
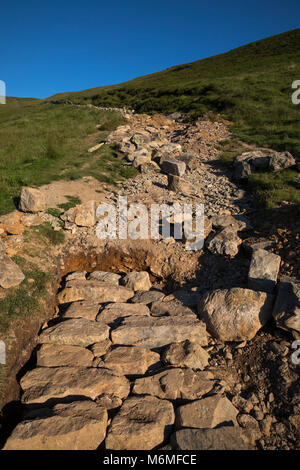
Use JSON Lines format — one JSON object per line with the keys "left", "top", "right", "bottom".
{"left": 0, "top": 108, "right": 299, "bottom": 450}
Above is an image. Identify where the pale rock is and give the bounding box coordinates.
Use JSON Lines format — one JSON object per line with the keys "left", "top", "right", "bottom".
{"left": 0, "top": 254, "right": 25, "bottom": 288}
{"left": 133, "top": 368, "right": 214, "bottom": 400}
{"left": 65, "top": 271, "right": 87, "bottom": 281}
{"left": 96, "top": 302, "right": 150, "bottom": 324}
{"left": 88, "top": 271, "right": 121, "bottom": 285}
{"left": 111, "top": 315, "right": 208, "bottom": 349}
{"left": 62, "top": 301, "right": 100, "bottom": 321}
{"left": 121, "top": 271, "right": 151, "bottom": 291}
{"left": 198, "top": 287, "right": 273, "bottom": 341}
{"left": 38, "top": 318, "right": 109, "bottom": 347}
{"left": 57, "top": 280, "right": 133, "bottom": 304}
{"left": 21, "top": 366, "right": 130, "bottom": 404}
{"left": 3, "top": 401, "right": 107, "bottom": 450}
{"left": 248, "top": 248, "right": 281, "bottom": 293}
{"left": 36, "top": 343, "right": 94, "bottom": 367}
{"left": 206, "top": 226, "right": 242, "bottom": 257}
{"left": 162, "top": 340, "right": 210, "bottom": 370}
{"left": 61, "top": 200, "right": 96, "bottom": 227}
{"left": 176, "top": 395, "right": 238, "bottom": 429}
{"left": 19, "top": 187, "right": 46, "bottom": 213}
{"left": 101, "top": 346, "right": 160, "bottom": 375}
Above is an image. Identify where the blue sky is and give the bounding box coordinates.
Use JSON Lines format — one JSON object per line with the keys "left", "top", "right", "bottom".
{"left": 0, "top": 0, "right": 299, "bottom": 98}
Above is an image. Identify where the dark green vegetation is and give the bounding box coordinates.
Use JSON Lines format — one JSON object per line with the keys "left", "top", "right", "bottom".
{"left": 52, "top": 29, "right": 300, "bottom": 158}
{"left": 0, "top": 99, "right": 137, "bottom": 215}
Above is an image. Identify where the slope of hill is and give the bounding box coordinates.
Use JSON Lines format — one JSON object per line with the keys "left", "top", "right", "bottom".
{"left": 50, "top": 28, "right": 300, "bottom": 159}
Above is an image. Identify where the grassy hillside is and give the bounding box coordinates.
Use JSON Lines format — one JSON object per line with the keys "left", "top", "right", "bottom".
{"left": 51, "top": 29, "right": 300, "bottom": 160}
{"left": 0, "top": 99, "right": 136, "bottom": 214}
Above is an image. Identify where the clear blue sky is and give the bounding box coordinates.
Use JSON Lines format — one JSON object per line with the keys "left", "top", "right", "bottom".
{"left": 0, "top": 0, "right": 299, "bottom": 98}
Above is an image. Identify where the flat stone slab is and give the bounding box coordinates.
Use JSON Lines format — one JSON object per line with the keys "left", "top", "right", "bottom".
{"left": 131, "top": 290, "right": 165, "bottom": 304}
{"left": 20, "top": 366, "right": 130, "bottom": 404}
{"left": 150, "top": 300, "right": 197, "bottom": 318}
{"left": 96, "top": 302, "right": 150, "bottom": 324}
{"left": 88, "top": 271, "right": 121, "bottom": 285}
{"left": 62, "top": 301, "right": 100, "bottom": 321}
{"left": 171, "top": 427, "right": 248, "bottom": 450}
{"left": 36, "top": 344, "right": 94, "bottom": 368}
{"left": 133, "top": 368, "right": 214, "bottom": 401}
{"left": 3, "top": 401, "right": 108, "bottom": 450}
{"left": 90, "top": 339, "right": 112, "bottom": 357}
{"left": 162, "top": 340, "right": 210, "bottom": 370}
{"left": 248, "top": 248, "right": 281, "bottom": 293}
{"left": 175, "top": 395, "right": 238, "bottom": 429}
{"left": 100, "top": 346, "right": 160, "bottom": 375}
{"left": 57, "top": 280, "right": 134, "bottom": 304}
{"left": 38, "top": 318, "right": 109, "bottom": 347}
{"left": 105, "top": 395, "right": 175, "bottom": 450}
{"left": 0, "top": 254, "right": 25, "bottom": 289}
{"left": 111, "top": 316, "right": 208, "bottom": 349}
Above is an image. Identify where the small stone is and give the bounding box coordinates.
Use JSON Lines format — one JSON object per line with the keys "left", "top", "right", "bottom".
{"left": 131, "top": 290, "right": 165, "bottom": 304}
{"left": 65, "top": 271, "right": 87, "bottom": 281}
{"left": 273, "top": 277, "right": 300, "bottom": 336}
{"left": 121, "top": 271, "right": 151, "bottom": 291}
{"left": 61, "top": 200, "right": 96, "bottom": 227}
{"left": 161, "top": 158, "right": 186, "bottom": 177}
{"left": 207, "top": 226, "right": 242, "bottom": 257}
{"left": 162, "top": 340, "right": 209, "bottom": 370}
{"left": 150, "top": 300, "right": 197, "bottom": 318}
{"left": 167, "top": 174, "right": 192, "bottom": 194}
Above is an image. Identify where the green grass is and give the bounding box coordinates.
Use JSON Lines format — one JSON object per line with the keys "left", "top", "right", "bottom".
{"left": 51, "top": 29, "right": 300, "bottom": 162}
{"left": 57, "top": 195, "right": 82, "bottom": 211}
{"left": 0, "top": 100, "right": 135, "bottom": 215}
{"left": 31, "top": 222, "right": 65, "bottom": 245}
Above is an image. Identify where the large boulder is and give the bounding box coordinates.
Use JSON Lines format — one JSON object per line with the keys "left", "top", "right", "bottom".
{"left": 3, "top": 401, "right": 108, "bottom": 450}
{"left": 269, "top": 151, "right": 295, "bottom": 172}
{"left": 161, "top": 158, "right": 186, "bottom": 177}
{"left": 198, "top": 287, "right": 274, "bottom": 341}
{"left": 111, "top": 315, "right": 208, "bottom": 349}
{"left": 248, "top": 248, "right": 281, "bottom": 293}
{"left": 272, "top": 277, "right": 300, "bottom": 339}
{"left": 19, "top": 187, "right": 46, "bottom": 213}
{"left": 121, "top": 271, "right": 151, "bottom": 291}
{"left": 20, "top": 366, "right": 130, "bottom": 404}
{"left": 0, "top": 254, "right": 25, "bottom": 288}
{"left": 105, "top": 395, "right": 175, "bottom": 450}
{"left": 133, "top": 368, "right": 214, "bottom": 401}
